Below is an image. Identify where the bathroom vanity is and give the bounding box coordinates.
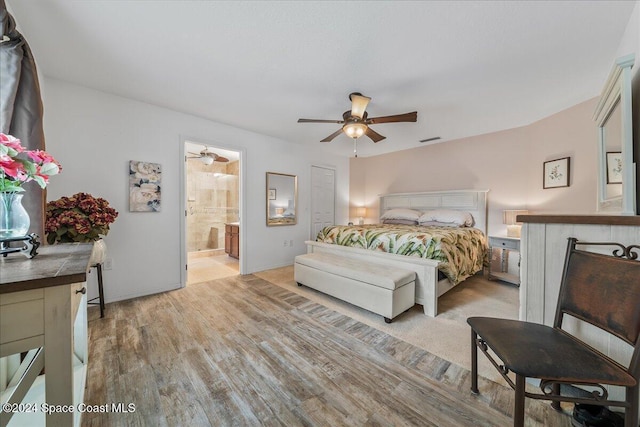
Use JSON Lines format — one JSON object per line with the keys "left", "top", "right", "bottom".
{"left": 225, "top": 222, "right": 239, "bottom": 259}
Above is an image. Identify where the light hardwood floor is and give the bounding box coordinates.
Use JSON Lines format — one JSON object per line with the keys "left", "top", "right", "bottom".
{"left": 84, "top": 274, "right": 572, "bottom": 426}
{"left": 187, "top": 252, "right": 239, "bottom": 285}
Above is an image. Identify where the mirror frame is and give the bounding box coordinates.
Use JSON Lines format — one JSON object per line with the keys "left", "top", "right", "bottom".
{"left": 593, "top": 54, "right": 635, "bottom": 214}
{"left": 266, "top": 172, "right": 298, "bottom": 226}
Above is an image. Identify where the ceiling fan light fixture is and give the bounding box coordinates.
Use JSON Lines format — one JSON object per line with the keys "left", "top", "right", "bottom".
{"left": 349, "top": 93, "right": 371, "bottom": 119}
{"left": 200, "top": 155, "right": 214, "bottom": 165}
{"left": 343, "top": 122, "right": 367, "bottom": 139}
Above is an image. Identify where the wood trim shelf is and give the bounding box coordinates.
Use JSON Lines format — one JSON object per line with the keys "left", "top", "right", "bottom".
{"left": 517, "top": 214, "right": 640, "bottom": 226}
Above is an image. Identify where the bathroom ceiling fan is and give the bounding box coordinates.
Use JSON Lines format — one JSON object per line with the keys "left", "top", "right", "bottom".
{"left": 297, "top": 92, "right": 417, "bottom": 143}
{"left": 187, "top": 147, "right": 230, "bottom": 165}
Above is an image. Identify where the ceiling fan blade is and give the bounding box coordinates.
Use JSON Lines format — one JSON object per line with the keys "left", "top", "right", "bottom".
{"left": 320, "top": 128, "right": 344, "bottom": 142}
{"left": 188, "top": 152, "right": 201, "bottom": 156}
{"left": 365, "top": 127, "right": 386, "bottom": 143}
{"left": 298, "top": 118, "right": 344, "bottom": 124}
{"left": 367, "top": 111, "right": 417, "bottom": 124}
{"left": 215, "top": 156, "right": 230, "bottom": 163}
{"left": 350, "top": 93, "right": 371, "bottom": 119}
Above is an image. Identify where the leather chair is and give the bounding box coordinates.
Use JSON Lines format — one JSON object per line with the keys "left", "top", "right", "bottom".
{"left": 468, "top": 237, "right": 640, "bottom": 427}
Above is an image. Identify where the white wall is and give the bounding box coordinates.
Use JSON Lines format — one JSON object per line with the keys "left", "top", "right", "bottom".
{"left": 350, "top": 98, "right": 599, "bottom": 237}
{"left": 42, "top": 78, "right": 349, "bottom": 303}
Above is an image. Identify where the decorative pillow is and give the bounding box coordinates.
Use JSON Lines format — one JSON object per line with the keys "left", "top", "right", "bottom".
{"left": 418, "top": 210, "right": 474, "bottom": 227}
{"left": 382, "top": 218, "right": 418, "bottom": 225}
{"left": 380, "top": 208, "right": 421, "bottom": 221}
{"left": 419, "top": 221, "right": 462, "bottom": 227}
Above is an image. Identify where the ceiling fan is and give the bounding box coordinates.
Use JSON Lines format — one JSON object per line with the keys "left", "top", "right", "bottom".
{"left": 298, "top": 92, "right": 417, "bottom": 144}
{"left": 187, "top": 147, "right": 230, "bottom": 165}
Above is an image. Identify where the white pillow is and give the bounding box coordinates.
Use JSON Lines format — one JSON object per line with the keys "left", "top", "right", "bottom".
{"left": 380, "top": 208, "right": 422, "bottom": 221}
{"left": 382, "top": 218, "right": 418, "bottom": 225}
{"left": 418, "top": 210, "right": 474, "bottom": 227}
{"left": 419, "top": 221, "right": 462, "bottom": 228}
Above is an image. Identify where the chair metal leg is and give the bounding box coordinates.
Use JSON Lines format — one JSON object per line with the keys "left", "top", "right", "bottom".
{"left": 551, "top": 383, "right": 561, "bottom": 411}
{"left": 96, "top": 263, "right": 105, "bottom": 318}
{"left": 471, "top": 330, "right": 478, "bottom": 394}
{"left": 626, "top": 384, "right": 639, "bottom": 427}
{"left": 514, "top": 374, "right": 525, "bottom": 427}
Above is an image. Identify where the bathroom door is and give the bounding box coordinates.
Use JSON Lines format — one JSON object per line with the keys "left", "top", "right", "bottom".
{"left": 310, "top": 166, "right": 335, "bottom": 239}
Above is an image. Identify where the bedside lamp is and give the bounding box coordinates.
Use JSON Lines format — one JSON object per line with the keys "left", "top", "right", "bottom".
{"left": 275, "top": 207, "right": 285, "bottom": 216}
{"left": 356, "top": 207, "right": 367, "bottom": 225}
{"left": 503, "top": 210, "right": 528, "bottom": 238}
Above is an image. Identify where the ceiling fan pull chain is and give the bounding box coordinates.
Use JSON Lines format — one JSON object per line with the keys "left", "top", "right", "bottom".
{"left": 353, "top": 138, "right": 358, "bottom": 158}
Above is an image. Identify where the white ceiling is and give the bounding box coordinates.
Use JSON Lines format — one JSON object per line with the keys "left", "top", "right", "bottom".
{"left": 7, "top": 1, "right": 635, "bottom": 158}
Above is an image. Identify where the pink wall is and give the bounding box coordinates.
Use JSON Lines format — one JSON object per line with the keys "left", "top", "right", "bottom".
{"left": 350, "top": 97, "right": 599, "bottom": 236}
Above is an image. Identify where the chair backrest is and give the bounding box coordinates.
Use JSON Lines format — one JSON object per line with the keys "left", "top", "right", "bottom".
{"left": 555, "top": 238, "right": 640, "bottom": 377}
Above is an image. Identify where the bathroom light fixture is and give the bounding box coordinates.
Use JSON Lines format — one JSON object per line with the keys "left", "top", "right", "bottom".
{"left": 503, "top": 210, "right": 528, "bottom": 238}
{"left": 200, "top": 156, "right": 214, "bottom": 166}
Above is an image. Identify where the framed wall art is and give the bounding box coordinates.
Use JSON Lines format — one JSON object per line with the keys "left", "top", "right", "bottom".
{"left": 543, "top": 157, "right": 570, "bottom": 189}
{"left": 129, "top": 160, "right": 162, "bottom": 212}
{"left": 268, "top": 188, "right": 276, "bottom": 200}
{"left": 606, "top": 152, "right": 622, "bottom": 184}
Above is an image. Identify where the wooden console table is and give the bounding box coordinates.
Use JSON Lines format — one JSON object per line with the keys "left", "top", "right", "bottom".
{"left": 0, "top": 243, "right": 92, "bottom": 427}
{"left": 518, "top": 213, "right": 640, "bottom": 322}
{"left": 518, "top": 214, "right": 640, "bottom": 406}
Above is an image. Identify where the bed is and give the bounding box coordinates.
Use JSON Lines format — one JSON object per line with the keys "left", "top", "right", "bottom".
{"left": 304, "top": 189, "right": 489, "bottom": 317}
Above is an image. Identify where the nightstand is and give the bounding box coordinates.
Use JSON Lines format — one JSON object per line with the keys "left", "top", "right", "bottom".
{"left": 487, "top": 235, "right": 521, "bottom": 286}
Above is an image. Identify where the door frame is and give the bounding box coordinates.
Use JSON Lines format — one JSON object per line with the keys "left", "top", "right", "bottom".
{"left": 179, "top": 136, "right": 247, "bottom": 287}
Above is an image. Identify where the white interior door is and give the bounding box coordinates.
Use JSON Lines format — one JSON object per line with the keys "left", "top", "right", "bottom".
{"left": 310, "top": 166, "right": 335, "bottom": 239}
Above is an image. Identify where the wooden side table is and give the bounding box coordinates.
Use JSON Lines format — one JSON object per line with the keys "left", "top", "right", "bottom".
{"left": 0, "top": 243, "right": 92, "bottom": 426}
{"left": 488, "top": 235, "right": 521, "bottom": 286}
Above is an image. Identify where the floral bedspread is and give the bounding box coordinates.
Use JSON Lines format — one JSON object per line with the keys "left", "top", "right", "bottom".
{"left": 316, "top": 224, "right": 488, "bottom": 284}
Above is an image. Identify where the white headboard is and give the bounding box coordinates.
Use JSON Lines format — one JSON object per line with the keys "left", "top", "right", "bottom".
{"left": 379, "top": 189, "right": 489, "bottom": 235}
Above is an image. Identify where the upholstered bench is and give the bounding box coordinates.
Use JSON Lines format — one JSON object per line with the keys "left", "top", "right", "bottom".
{"left": 294, "top": 252, "right": 415, "bottom": 323}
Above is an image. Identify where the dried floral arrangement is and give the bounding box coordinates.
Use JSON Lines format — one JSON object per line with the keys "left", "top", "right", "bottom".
{"left": 46, "top": 192, "right": 118, "bottom": 243}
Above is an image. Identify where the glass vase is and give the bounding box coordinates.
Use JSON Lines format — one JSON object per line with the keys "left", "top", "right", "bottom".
{"left": 0, "top": 192, "right": 30, "bottom": 239}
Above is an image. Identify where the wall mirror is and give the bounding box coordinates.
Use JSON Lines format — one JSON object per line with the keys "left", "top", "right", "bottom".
{"left": 266, "top": 172, "right": 297, "bottom": 226}
{"left": 594, "top": 54, "right": 635, "bottom": 214}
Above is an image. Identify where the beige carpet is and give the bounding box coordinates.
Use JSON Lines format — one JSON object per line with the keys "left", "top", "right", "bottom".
{"left": 255, "top": 266, "right": 519, "bottom": 384}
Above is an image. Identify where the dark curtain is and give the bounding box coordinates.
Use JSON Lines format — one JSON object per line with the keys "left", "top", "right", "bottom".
{"left": 0, "top": 0, "right": 46, "bottom": 238}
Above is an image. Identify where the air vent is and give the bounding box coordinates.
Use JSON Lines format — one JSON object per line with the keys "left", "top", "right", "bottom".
{"left": 419, "top": 137, "right": 441, "bottom": 143}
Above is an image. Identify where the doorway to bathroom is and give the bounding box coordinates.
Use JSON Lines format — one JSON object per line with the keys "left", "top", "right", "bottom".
{"left": 184, "top": 141, "right": 241, "bottom": 285}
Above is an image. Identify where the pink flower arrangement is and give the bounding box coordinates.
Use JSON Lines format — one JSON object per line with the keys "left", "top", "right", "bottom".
{"left": 46, "top": 193, "right": 118, "bottom": 243}
{"left": 0, "top": 133, "right": 61, "bottom": 192}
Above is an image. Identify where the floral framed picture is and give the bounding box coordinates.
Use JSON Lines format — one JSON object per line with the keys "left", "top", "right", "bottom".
{"left": 606, "top": 152, "right": 622, "bottom": 184}
{"left": 543, "top": 157, "right": 570, "bottom": 189}
{"left": 268, "top": 188, "right": 276, "bottom": 200}
{"left": 129, "top": 160, "right": 162, "bottom": 212}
